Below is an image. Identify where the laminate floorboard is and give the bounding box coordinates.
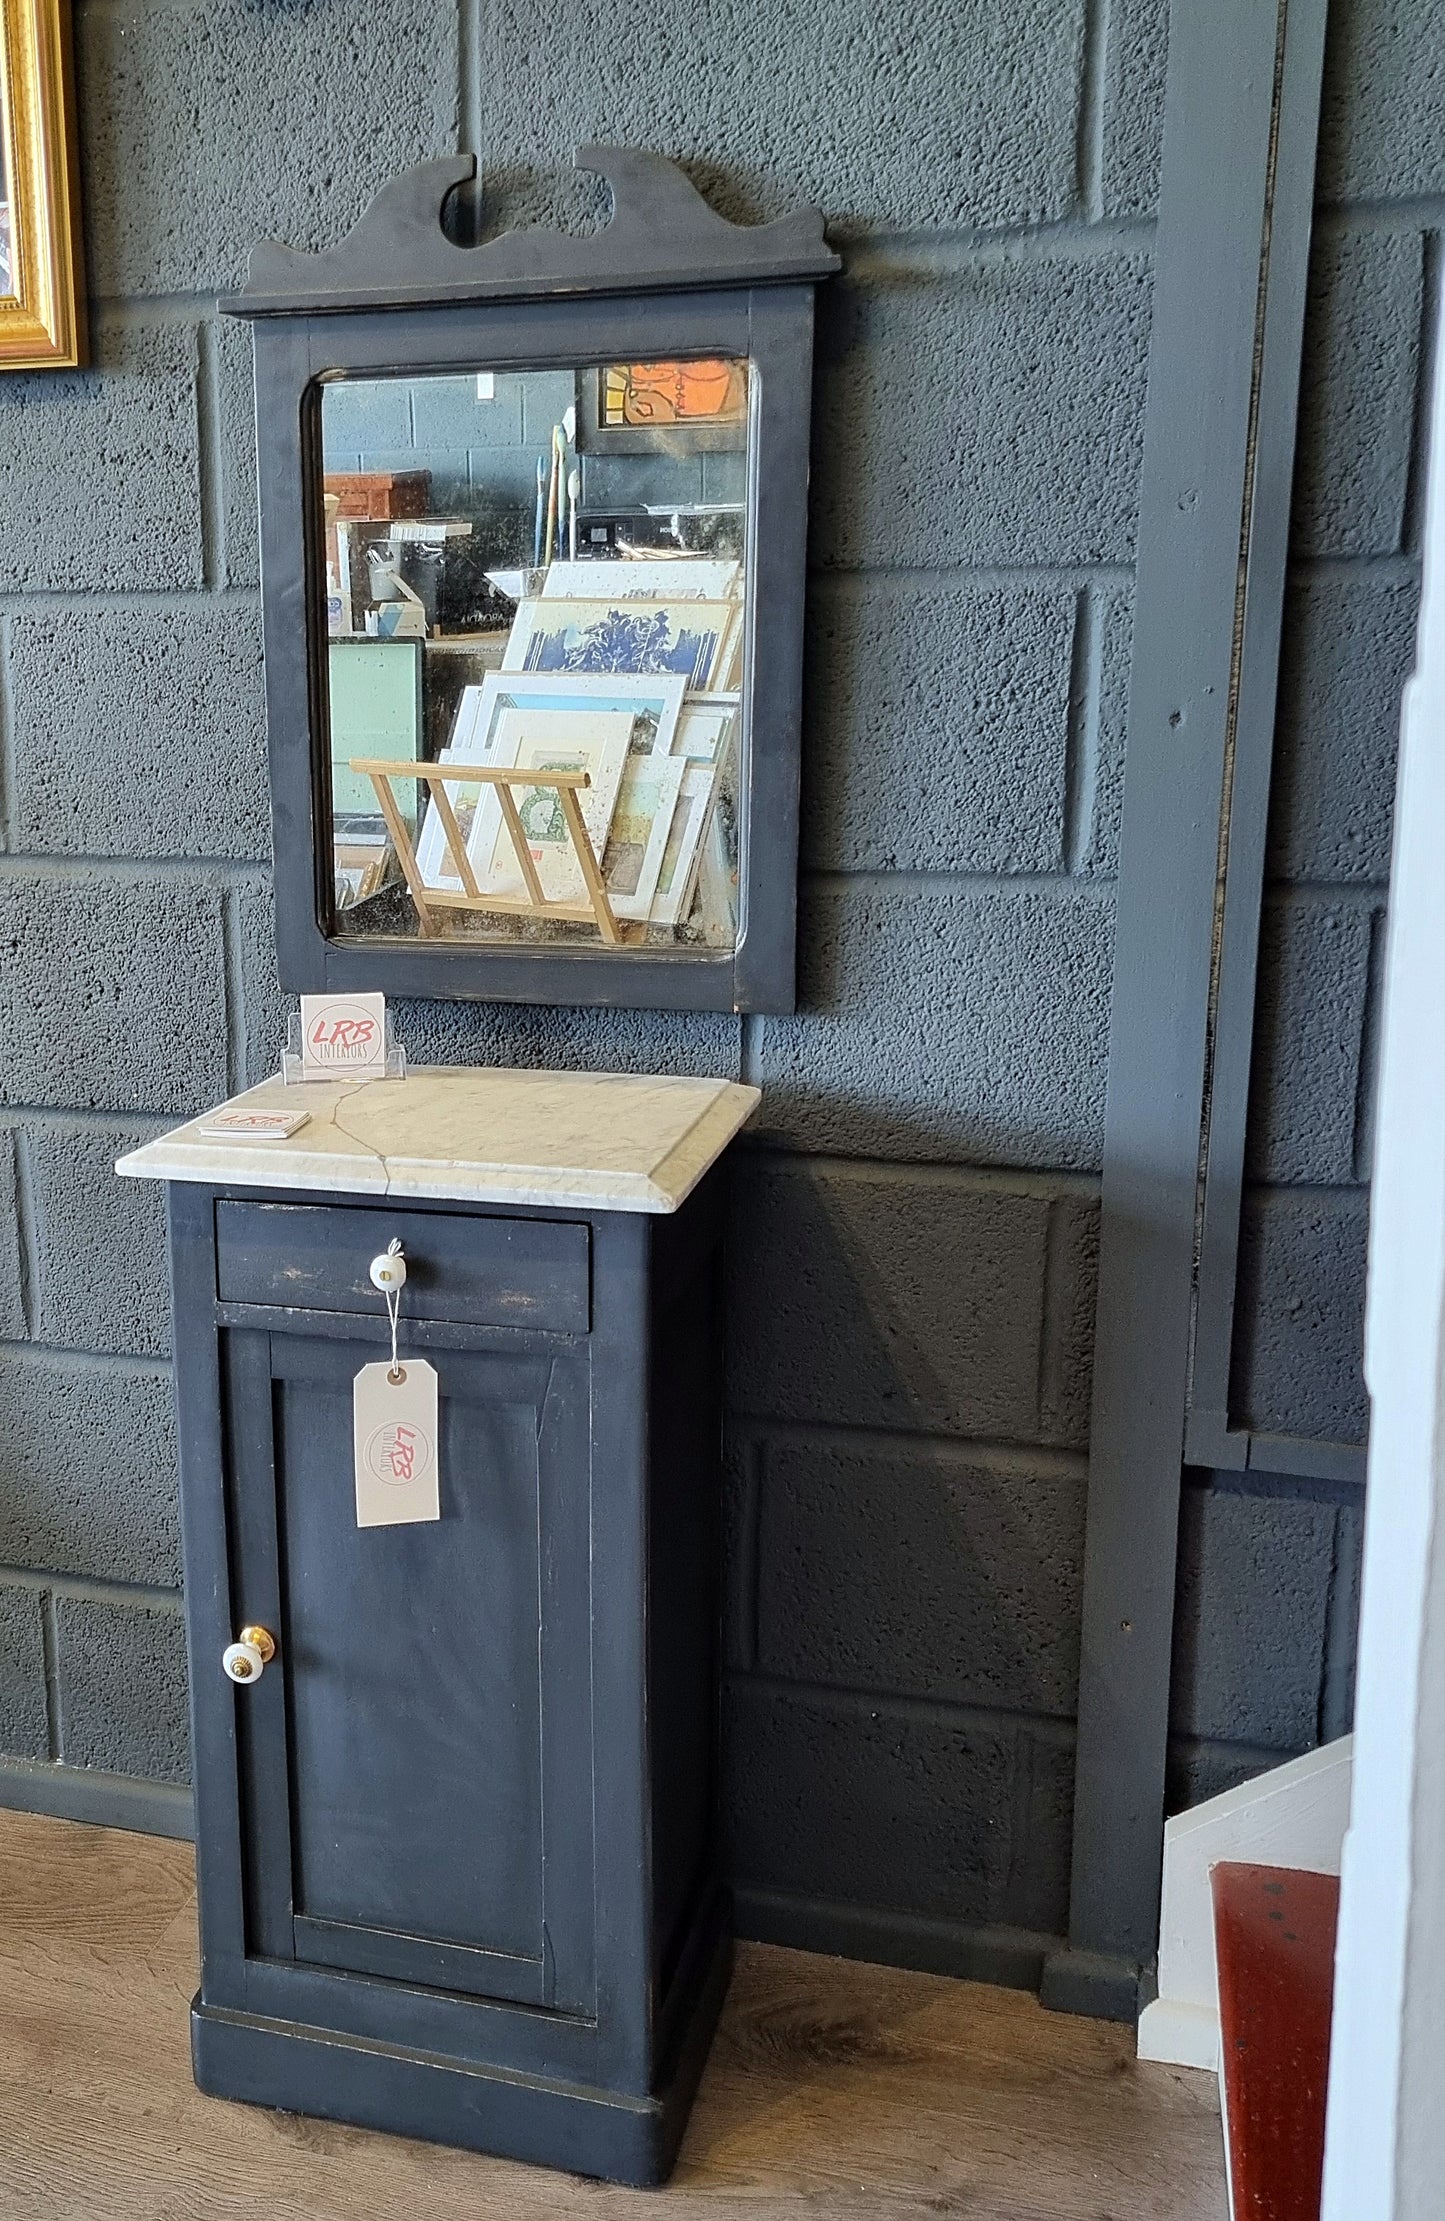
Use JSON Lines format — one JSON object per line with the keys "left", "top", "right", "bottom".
{"left": 0, "top": 1809, "right": 1225, "bottom": 2219}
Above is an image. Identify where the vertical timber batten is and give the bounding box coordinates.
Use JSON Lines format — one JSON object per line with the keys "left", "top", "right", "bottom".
{"left": 1042, "top": 0, "right": 1330, "bottom": 2017}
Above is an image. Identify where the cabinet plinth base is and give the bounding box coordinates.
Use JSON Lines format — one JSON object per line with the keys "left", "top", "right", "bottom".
{"left": 190, "top": 1931, "right": 732, "bottom": 2189}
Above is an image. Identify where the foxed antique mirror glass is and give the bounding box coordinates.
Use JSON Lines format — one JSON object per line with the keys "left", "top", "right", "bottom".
{"left": 318, "top": 358, "right": 750, "bottom": 960}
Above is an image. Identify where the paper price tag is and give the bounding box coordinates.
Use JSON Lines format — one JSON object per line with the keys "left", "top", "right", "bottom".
{"left": 300, "top": 992, "right": 387, "bottom": 1082}
{"left": 353, "top": 1360, "right": 440, "bottom": 1528}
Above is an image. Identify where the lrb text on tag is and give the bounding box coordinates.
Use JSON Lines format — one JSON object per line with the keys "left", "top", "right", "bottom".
{"left": 353, "top": 1359, "right": 440, "bottom": 1528}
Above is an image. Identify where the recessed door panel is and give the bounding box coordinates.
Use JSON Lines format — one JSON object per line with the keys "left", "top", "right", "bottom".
{"left": 277, "top": 1369, "right": 543, "bottom": 1958}
{"left": 223, "top": 1328, "right": 593, "bottom": 2011}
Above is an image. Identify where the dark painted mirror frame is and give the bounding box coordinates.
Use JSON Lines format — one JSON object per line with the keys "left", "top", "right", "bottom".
{"left": 222, "top": 149, "right": 839, "bottom": 1013}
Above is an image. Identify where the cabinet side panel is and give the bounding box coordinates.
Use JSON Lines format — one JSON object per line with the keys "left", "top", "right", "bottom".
{"left": 166, "top": 1184, "right": 248, "bottom": 1997}
{"left": 648, "top": 1186, "right": 726, "bottom": 2005}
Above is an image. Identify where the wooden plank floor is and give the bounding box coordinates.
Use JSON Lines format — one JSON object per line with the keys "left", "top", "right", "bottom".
{"left": 0, "top": 1809, "right": 1225, "bottom": 2219}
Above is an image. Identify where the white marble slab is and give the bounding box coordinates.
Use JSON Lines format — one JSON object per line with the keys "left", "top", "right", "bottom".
{"left": 116, "top": 1067, "right": 761, "bottom": 1214}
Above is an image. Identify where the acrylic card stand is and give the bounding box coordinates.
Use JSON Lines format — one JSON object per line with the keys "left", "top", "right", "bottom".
{"left": 279, "top": 1009, "right": 408, "bottom": 1084}
{"left": 350, "top": 758, "right": 623, "bottom": 944}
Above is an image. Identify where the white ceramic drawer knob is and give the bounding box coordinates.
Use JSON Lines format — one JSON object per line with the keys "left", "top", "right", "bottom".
{"left": 369, "top": 1247, "right": 407, "bottom": 1292}
{"left": 222, "top": 1625, "right": 276, "bottom": 1685}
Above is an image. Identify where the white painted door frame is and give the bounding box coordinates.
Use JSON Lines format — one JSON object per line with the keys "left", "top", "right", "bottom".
{"left": 1320, "top": 293, "right": 1445, "bottom": 2221}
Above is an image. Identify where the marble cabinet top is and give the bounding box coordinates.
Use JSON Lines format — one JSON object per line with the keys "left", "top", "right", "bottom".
{"left": 115, "top": 1067, "right": 761, "bottom": 1214}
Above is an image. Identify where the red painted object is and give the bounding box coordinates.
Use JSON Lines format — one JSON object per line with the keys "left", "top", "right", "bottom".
{"left": 1212, "top": 1861, "right": 1340, "bottom": 2221}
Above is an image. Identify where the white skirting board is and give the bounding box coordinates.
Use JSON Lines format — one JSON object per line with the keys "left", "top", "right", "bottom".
{"left": 1137, "top": 1736, "right": 1352, "bottom": 2070}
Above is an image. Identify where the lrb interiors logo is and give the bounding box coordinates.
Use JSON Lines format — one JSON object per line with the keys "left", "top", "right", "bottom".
{"left": 299, "top": 991, "right": 387, "bottom": 1080}
{"left": 364, "top": 1418, "right": 434, "bottom": 1487}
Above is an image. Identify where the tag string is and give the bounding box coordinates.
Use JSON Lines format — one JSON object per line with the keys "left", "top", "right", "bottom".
{"left": 384, "top": 1238, "right": 404, "bottom": 1383}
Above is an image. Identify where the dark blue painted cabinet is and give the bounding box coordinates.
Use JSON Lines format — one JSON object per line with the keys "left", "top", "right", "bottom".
{"left": 165, "top": 1173, "right": 730, "bottom": 2185}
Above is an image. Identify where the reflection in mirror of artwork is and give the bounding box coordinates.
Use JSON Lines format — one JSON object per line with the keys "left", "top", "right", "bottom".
{"left": 318, "top": 361, "right": 749, "bottom": 959}
{"left": 0, "top": 89, "right": 11, "bottom": 295}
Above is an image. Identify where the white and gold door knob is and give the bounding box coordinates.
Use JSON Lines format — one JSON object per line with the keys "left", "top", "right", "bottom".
{"left": 222, "top": 1625, "right": 276, "bottom": 1685}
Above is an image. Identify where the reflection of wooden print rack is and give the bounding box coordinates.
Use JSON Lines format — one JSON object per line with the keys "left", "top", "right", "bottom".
{"left": 349, "top": 759, "right": 622, "bottom": 944}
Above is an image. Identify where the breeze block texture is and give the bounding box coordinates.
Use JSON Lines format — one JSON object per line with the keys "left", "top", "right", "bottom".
{"left": 0, "top": 0, "right": 461, "bottom": 1822}
{"left": 1224, "top": 68, "right": 1434, "bottom": 1476}
{"left": 1167, "top": 6, "right": 1442, "bottom": 1824}
{"left": 0, "top": 0, "right": 1423, "bottom": 1976}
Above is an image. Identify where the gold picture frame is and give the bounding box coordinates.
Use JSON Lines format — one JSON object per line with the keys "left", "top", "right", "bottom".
{"left": 0, "top": 0, "right": 84, "bottom": 370}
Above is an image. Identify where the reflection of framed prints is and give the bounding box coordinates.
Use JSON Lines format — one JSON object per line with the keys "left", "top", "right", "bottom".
{"left": 651, "top": 761, "right": 720, "bottom": 929}
{"left": 328, "top": 637, "right": 421, "bottom": 821}
{"left": 674, "top": 693, "right": 739, "bottom": 762}
{"left": 604, "top": 749, "right": 686, "bottom": 922}
{"left": 469, "top": 712, "right": 634, "bottom": 904}
{"left": 416, "top": 670, "right": 686, "bottom": 896}
{"left": 449, "top": 670, "right": 686, "bottom": 763}
{"left": 415, "top": 749, "right": 481, "bottom": 891}
{"left": 541, "top": 557, "right": 741, "bottom": 604}
{"left": 576, "top": 357, "right": 750, "bottom": 455}
{"left": 503, "top": 597, "right": 738, "bottom": 692}
{"left": 0, "top": 0, "right": 85, "bottom": 369}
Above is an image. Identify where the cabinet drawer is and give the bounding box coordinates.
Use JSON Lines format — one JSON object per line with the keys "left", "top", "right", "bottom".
{"left": 214, "top": 1200, "right": 589, "bottom": 1333}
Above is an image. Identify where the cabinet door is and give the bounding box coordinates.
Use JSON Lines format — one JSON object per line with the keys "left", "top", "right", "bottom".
{"left": 222, "top": 1328, "right": 593, "bottom": 2012}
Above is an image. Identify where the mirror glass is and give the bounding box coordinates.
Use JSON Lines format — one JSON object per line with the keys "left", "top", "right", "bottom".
{"left": 314, "top": 360, "right": 750, "bottom": 957}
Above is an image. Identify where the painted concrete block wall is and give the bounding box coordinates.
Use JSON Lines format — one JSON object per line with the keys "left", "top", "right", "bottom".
{"left": 1170, "top": 0, "right": 1439, "bottom": 1817}
{"left": 1229, "top": 219, "right": 1422, "bottom": 1447}
{"left": 0, "top": 0, "right": 466, "bottom": 1819}
{"left": 0, "top": 0, "right": 1425, "bottom": 1973}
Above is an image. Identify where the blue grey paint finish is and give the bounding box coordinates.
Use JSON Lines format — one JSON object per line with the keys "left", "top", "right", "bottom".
{"left": 8, "top": 609, "right": 268, "bottom": 862}
{"left": 1167, "top": 1466, "right": 1365, "bottom": 1810}
{"left": 0, "top": 1355, "right": 181, "bottom": 1586}
{"left": 1171, "top": 1487, "right": 1337, "bottom": 1750}
{"left": 0, "top": 318, "right": 204, "bottom": 592}
{"left": 75, "top": 0, "right": 461, "bottom": 298}
{"left": 1232, "top": 1189, "right": 1370, "bottom": 1444}
{"left": 0, "top": 1134, "right": 24, "bottom": 1339}
{"left": 1190, "top": 227, "right": 1422, "bottom": 1480}
{"left": 0, "top": 1587, "right": 49, "bottom": 1760}
{"left": 752, "top": 1437, "right": 1087, "bottom": 1715}
{"left": 474, "top": 0, "right": 1088, "bottom": 237}
{"left": 1316, "top": 0, "right": 1445, "bottom": 202}
{"left": 232, "top": 151, "right": 837, "bottom": 313}
{"left": 811, "top": 259, "right": 1151, "bottom": 570}
{"left": 1268, "top": 573, "right": 1416, "bottom": 884}
{"left": 726, "top": 1681, "right": 1074, "bottom": 1943}
{"left": 1183, "top": 0, "right": 1344, "bottom": 1490}
{"left": 169, "top": 1175, "right": 731, "bottom": 2181}
{"left": 26, "top": 1121, "right": 170, "bottom": 1357}
{"left": 801, "top": 582, "right": 1079, "bottom": 874}
{"left": 1290, "top": 229, "right": 1423, "bottom": 559}
{"left": 234, "top": 179, "right": 828, "bottom": 1011}
{"left": 0, "top": 1761, "right": 192, "bottom": 1840}
{"left": 0, "top": 878, "right": 230, "bottom": 1115}
{"left": 214, "top": 1198, "right": 590, "bottom": 1333}
{"left": 1100, "top": 0, "right": 1169, "bottom": 219}
{"left": 55, "top": 1595, "right": 191, "bottom": 1784}
{"left": 752, "top": 882, "right": 1114, "bottom": 1168}
{"left": 726, "top": 1159, "right": 1093, "bottom": 1445}
{"left": 1057, "top": 0, "right": 1331, "bottom": 2004}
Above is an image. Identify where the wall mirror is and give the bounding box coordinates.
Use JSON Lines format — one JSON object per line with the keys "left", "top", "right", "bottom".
{"left": 227, "top": 151, "right": 837, "bottom": 1012}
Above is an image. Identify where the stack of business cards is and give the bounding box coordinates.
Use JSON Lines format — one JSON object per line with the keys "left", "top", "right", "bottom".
{"left": 196, "top": 1107, "right": 311, "bottom": 1141}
